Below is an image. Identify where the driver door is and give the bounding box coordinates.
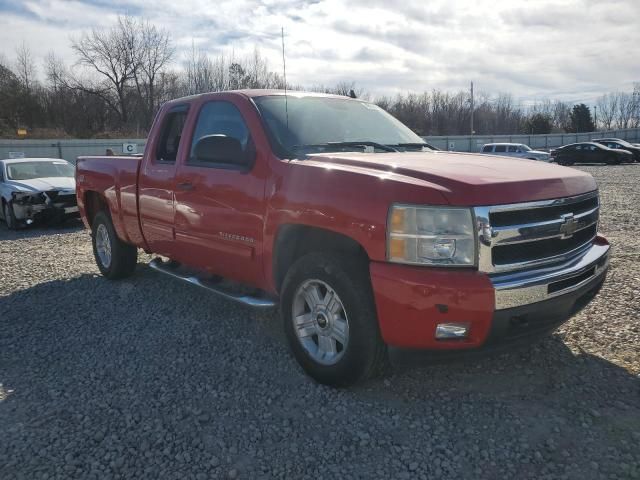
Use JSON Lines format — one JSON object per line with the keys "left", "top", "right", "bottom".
{"left": 172, "top": 99, "right": 267, "bottom": 287}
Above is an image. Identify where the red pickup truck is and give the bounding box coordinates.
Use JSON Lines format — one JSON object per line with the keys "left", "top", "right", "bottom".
{"left": 76, "top": 90, "right": 610, "bottom": 386}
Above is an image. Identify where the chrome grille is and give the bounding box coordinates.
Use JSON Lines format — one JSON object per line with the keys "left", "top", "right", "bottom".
{"left": 474, "top": 191, "right": 599, "bottom": 273}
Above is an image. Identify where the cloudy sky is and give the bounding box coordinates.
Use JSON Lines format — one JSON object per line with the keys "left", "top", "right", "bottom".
{"left": 1, "top": 0, "right": 639, "bottom": 104}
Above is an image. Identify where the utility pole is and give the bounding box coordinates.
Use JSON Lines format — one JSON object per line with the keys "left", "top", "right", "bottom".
{"left": 594, "top": 105, "right": 597, "bottom": 131}
{"left": 470, "top": 81, "right": 474, "bottom": 135}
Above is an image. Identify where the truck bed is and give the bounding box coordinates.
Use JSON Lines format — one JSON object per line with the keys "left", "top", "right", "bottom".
{"left": 76, "top": 155, "right": 146, "bottom": 247}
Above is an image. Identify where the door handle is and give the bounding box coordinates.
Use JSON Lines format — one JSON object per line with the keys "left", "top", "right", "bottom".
{"left": 177, "top": 182, "right": 194, "bottom": 191}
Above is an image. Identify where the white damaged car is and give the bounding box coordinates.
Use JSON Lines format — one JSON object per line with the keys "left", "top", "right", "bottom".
{"left": 0, "top": 158, "right": 78, "bottom": 229}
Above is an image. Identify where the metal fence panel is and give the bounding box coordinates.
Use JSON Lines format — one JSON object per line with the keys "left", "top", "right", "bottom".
{"left": 423, "top": 128, "right": 640, "bottom": 152}
{"left": 0, "top": 139, "right": 147, "bottom": 164}
{"left": 1, "top": 128, "right": 639, "bottom": 159}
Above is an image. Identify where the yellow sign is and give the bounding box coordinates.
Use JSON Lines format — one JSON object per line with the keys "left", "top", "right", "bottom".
{"left": 17, "top": 129, "right": 27, "bottom": 136}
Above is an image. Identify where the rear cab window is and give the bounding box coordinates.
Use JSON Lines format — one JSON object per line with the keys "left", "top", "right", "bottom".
{"left": 156, "top": 106, "right": 189, "bottom": 163}
{"left": 482, "top": 145, "right": 493, "bottom": 153}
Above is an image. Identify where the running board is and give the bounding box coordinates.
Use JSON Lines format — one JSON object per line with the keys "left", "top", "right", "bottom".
{"left": 148, "top": 258, "right": 277, "bottom": 309}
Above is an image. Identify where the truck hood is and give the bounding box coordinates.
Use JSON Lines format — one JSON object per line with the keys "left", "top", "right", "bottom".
{"left": 5, "top": 176, "right": 76, "bottom": 193}
{"left": 305, "top": 151, "right": 596, "bottom": 205}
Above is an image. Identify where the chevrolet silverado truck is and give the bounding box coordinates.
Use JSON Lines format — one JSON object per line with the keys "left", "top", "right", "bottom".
{"left": 76, "top": 90, "right": 610, "bottom": 386}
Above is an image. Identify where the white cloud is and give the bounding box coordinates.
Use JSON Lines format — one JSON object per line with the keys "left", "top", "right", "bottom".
{"left": 0, "top": 0, "right": 638, "bottom": 104}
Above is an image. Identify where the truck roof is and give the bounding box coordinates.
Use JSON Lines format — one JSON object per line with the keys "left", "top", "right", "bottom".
{"left": 163, "top": 89, "right": 354, "bottom": 107}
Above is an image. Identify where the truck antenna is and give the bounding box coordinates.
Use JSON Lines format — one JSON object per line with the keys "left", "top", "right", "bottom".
{"left": 281, "top": 27, "right": 289, "bottom": 131}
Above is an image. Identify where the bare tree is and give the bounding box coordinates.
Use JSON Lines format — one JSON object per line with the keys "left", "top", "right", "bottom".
{"left": 71, "top": 15, "right": 141, "bottom": 125}
{"left": 133, "top": 21, "right": 174, "bottom": 125}
{"left": 596, "top": 93, "right": 618, "bottom": 131}
{"left": 15, "top": 42, "right": 36, "bottom": 91}
{"left": 615, "top": 92, "right": 635, "bottom": 129}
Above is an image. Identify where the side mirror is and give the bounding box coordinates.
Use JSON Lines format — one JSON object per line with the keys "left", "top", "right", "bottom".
{"left": 193, "top": 134, "right": 248, "bottom": 166}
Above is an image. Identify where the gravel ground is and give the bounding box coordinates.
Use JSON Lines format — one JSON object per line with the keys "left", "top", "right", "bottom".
{"left": 1, "top": 165, "right": 639, "bottom": 480}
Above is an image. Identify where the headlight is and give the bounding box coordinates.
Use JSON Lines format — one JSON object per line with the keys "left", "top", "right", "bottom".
{"left": 387, "top": 205, "right": 476, "bottom": 266}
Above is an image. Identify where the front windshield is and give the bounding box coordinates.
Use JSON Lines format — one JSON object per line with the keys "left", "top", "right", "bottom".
{"left": 6, "top": 161, "right": 74, "bottom": 180}
{"left": 520, "top": 145, "right": 532, "bottom": 151}
{"left": 254, "top": 95, "right": 427, "bottom": 157}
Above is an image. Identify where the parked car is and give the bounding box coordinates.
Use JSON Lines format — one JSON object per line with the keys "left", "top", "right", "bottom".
{"left": 550, "top": 142, "right": 633, "bottom": 165}
{"left": 1, "top": 157, "right": 78, "bottom": 229}
{"left": 593, "top": 138, "right": 640, "bottom": 162}
{"left": 481, "top": 143, "right": 550, "bottom": 161}
{"left": 76, "top": 90, "right": 610, "bottom": 386}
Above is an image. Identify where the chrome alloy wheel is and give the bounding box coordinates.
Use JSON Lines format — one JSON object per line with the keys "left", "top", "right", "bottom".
{"left": 292, "top": 279, "right": 350, "bottom": 366}
{"left": 95, "top": 223, "right": 112, "bottom": 269}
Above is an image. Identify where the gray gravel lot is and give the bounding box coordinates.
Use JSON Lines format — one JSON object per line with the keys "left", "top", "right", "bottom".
{"left": 1, "top": 165, "right": 639, "bottom": 480}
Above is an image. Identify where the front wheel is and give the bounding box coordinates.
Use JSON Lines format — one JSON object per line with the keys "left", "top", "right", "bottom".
{"left": 3, "top": 201, "right": 18, "bottom": 230}
{"left": 281, "top": 252, "right": 388, "bottom": 386}
{"left": 91, "top": 211, "right": 138, "bottom": 279}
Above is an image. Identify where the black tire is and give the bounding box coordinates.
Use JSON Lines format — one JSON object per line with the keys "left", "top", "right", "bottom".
{"left": 3, "top": 201, "right": 18, "bottom": 230}
{"left": 280, "top": 252, "right": 389, "bottom": 386}
{"left": 91, "top": 210, "right": 138, "bottom": 279}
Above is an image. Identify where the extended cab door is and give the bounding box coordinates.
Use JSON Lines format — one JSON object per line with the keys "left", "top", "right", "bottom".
{"left": 172, "top": 98, "right": 267, "bottom": 287}
{"left": 138, "top": 105, "right": 189, "bottom": 256}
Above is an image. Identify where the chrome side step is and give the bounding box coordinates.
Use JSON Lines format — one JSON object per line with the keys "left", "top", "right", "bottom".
{"left": 148, "top": 258, "right": 277, "bottom": 309}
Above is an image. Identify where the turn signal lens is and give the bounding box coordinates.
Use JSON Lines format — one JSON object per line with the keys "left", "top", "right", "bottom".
{"left": 390, "top": 208, "right": 406, "bottom": 233}
{"left": 389, "top": 237, "right": 406, "bottom": 259}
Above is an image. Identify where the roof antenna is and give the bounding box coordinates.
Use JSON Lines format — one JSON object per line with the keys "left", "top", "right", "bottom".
{"left": 281, "top": 27, "right": 289, "bottom": 131}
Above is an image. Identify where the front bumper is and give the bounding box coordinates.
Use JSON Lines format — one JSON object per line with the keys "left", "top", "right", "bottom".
{"left": 11, "top": 192, "right": 79, "bottom": 224}
{"left": 370, "top": 236, "right": 610, "bottom": 349}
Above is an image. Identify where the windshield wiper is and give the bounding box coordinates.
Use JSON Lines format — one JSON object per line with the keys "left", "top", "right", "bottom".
{"left": 387, "top": 142, "right": 438, "bottom": 151}
{"left": 291, "top": 141, "right": 399, "bottom": 155}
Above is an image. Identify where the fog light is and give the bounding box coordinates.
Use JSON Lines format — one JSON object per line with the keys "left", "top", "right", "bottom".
{"left": 435, "top": 323, "right": 469, "bottom": 339}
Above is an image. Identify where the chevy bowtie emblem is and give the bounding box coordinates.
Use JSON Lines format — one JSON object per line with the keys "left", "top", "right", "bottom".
{"left": 559, "top": 213, "right": 578, "bottom": 238}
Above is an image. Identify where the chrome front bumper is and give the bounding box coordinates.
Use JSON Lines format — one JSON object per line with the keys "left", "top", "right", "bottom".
{"left": 492, "top": 241, "right": 610, "bottom": 310}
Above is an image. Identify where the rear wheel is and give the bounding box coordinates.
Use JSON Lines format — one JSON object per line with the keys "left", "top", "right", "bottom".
{"left": 3, "top": 201, "right": 18, "bottom": 230}
{"left": 281, "top": 252, "right": 388, "bottom": 386}
{"left": 91, "top": 211, "right": 138, "bottom": 279}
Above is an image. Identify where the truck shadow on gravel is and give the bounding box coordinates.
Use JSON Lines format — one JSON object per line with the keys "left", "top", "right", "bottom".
{"left": 1, "top": 270, "right": 639, "bottom": 478}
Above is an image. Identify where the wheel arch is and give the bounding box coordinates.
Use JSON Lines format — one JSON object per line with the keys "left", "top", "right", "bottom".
{"left": 83, "top": 190, "right": 109, "bottom": 227}
{"left": 273, "top": 224, "right": 370, "bottom": 294}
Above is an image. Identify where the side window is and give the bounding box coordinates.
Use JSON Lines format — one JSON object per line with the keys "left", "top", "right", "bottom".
{"left": 508, "top": 145, "right": 518, "bottom": 153}
{"left": 156, "top": 107, "right": 188, "bottom": 163}
{"left": 494, "top": 145, "right": 506, "bottom": 153}
{"left": 575, "top": 145, "right": 582, "bottom": 150}
{"left": 189, "top": 101, "right": 251, "bottom": 167}
{"left": 482, "top": 145, "right": 493, "bottom": 153}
